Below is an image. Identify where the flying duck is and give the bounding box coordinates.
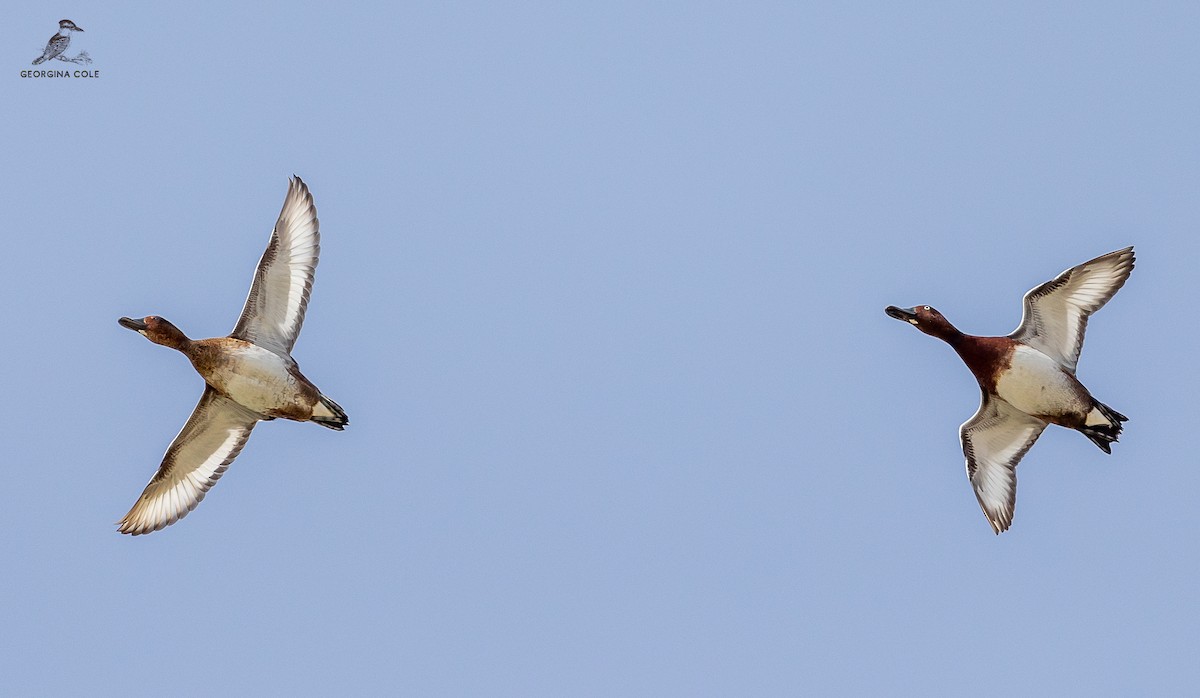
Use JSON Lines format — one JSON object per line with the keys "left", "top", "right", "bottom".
{"left": 885, "top": 247, "right": 1134, "bottom": 533}
{"left": 117, "top": 176, "right": 347, "bottom": 535}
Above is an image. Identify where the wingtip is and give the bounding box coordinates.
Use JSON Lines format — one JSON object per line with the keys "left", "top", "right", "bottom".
{"left": 1106, "top": 245, "right": 1136, "bottom": 267}
{"left": 980, "top": 497, "right": 1014, "bottom": 535}
{"left": 115, "top": 513, "right": 177, "bottom": 536}
{"left": 116, "top": 491, "right": 199, "bottom": 536}
{"left": 115, "top": 511, "right": 157, "bottom": 536}
{"left": 1113, "top": 246, "right": 1136, "bottom": 279}
{"left": 115, "top": 518, "right": 149, "bottom": 536}
{"left": 285, "top": 175, "right": 313, "bottom": 206}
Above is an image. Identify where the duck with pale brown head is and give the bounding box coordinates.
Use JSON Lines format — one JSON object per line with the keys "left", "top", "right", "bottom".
{"left": 118, "top": 316, "right": 190, "bottom": 349}
{"left": 115, "top": 176, "right": 348, "bottom": 536}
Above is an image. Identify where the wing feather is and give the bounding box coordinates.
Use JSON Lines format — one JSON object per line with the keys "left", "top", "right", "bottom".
{"left": 231, "top": 176, "right": 320, "bottom": 353}
{"left": 960, "top": 394, "right": 1047, "bottom": 534}
{"left": 117, "top": 387, "right": 259, "bottom": 535}
{"left": 1010, "top": 247, "right": 1134, "bottom": 371}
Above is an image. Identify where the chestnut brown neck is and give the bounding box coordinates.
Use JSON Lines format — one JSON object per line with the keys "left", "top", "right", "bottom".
{"left": 951, "top": 335, "right": 1016, "bottom": 392}
{"left": 920, "top": 316, "right": 965, "bottom": 344}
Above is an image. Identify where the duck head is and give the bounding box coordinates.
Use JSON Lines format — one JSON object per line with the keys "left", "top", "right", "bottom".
{"left": 884, "top": 305, "right": 961, "bottom": 341}
{"left": 119, "top": 315, "right": 190, "bottom": 349}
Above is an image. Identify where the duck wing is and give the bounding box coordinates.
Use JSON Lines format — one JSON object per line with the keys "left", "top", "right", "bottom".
{"left": 960, "top": 393, "right": 1047, "bottom": 534}
{"left": 231, "top": 176, "right": 320, "bottom": 354}
{"left": 1009, "top": 247, "right": 1134, "bottom": 372}
{"left": 117, "top": 386, "right": 259, "bottom": 535}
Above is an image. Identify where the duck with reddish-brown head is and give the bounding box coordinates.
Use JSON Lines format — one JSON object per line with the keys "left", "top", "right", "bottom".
{"left": 885, "top": 247, "right": 1134, "bottom": 534}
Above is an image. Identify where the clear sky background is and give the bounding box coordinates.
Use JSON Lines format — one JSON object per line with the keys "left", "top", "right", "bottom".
{"left": 3, "top": 2, "right": 1198, "bottom": 695}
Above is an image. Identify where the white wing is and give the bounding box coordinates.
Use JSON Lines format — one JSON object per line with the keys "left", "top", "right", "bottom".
{"left": 1009, "top": 247, "right": 1134, "bottom": 372}
{"left": 960, "top": 394, "right": 1047, "bottom": 534}
{"left": 231, "top": 176, "right": 320, "bottom": 354}
{"left": 118, "top": 387, "right": 259, "bottom": 535}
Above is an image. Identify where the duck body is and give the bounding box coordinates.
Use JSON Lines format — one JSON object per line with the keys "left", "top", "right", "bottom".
{"left": 188, "top": 338, "right": 322, "bottom": 422}
{"left": 118, "top": 316, "right": 346, "bottom": 427}
{"left": 952, "top": 333, "right": 1120, "bottom": 442}
{"left": 885, "top": 246, "right": 1134, "bottom": 533}
{"left": 993, "top": 343, "right": 1090, "bottom": 426}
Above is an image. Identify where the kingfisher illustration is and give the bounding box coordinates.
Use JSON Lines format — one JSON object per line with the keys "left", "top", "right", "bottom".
{"left": 32, "top": 19, "right": 84, "bottom": 65}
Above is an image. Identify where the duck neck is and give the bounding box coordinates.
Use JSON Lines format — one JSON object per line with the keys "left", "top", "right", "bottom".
{"left": 155, "top": 330, "right": 192, "bottom": 352}
{"left": 928, "top": 321, "right": 965, "bottom": 347}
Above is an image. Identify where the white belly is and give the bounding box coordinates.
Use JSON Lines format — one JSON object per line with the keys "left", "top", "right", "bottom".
{"left": 994, "top": 345, "right": 1084, "bottom": 418}
{"left": 205, "top": 345, "right": 302, "bottom": 414}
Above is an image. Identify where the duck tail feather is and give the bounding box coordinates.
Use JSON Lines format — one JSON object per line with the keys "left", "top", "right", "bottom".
{"left": 311, "top": 394, "right": 348, "bottom": 431}
{"left": 1081, "top": 401, "right": 1126, "bottom": 454}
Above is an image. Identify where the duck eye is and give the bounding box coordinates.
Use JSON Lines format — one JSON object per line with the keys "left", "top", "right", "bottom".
{"left": 923, "top": 306, "right": 930, "bottom": 311}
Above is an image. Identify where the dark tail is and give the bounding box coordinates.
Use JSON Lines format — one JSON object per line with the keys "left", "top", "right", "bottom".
{"left": 311, "top": 394, "right": 348, "bottom": 431}
{"left": 1081, "top": 401, "right": 1127, "bottom": 454}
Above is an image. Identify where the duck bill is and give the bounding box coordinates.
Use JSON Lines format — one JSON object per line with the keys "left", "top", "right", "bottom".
{"left": 884, "top": 305, "right": 918, "bottom": 322}
{"left": 118, "top": 317, "right": 147, "bottom": 332}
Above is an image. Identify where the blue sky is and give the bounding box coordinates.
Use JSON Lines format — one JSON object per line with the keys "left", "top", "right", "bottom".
{"left": 4, "top": 2, "right": 1199, "bottom": 695}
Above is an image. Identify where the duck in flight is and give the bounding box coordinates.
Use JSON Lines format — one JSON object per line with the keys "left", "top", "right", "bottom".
{"left": 117, "top": 176, "right": 347, "bottom": 535}
{"left": 885, "top": 247, "right": 1134, "bottom": 533}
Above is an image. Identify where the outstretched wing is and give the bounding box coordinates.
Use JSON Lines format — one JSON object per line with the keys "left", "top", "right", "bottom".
{"left": 1009, "top": 247, "right": 1134, "bottom": 372}
{"left": 231, "top": 176, "right": 320, "bottom": 354}
{"left": 960, "top": 393, "right": 1047, "bottom": 534}
{"left": 118, "top": 387, "right": 259, "bottom": 535}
